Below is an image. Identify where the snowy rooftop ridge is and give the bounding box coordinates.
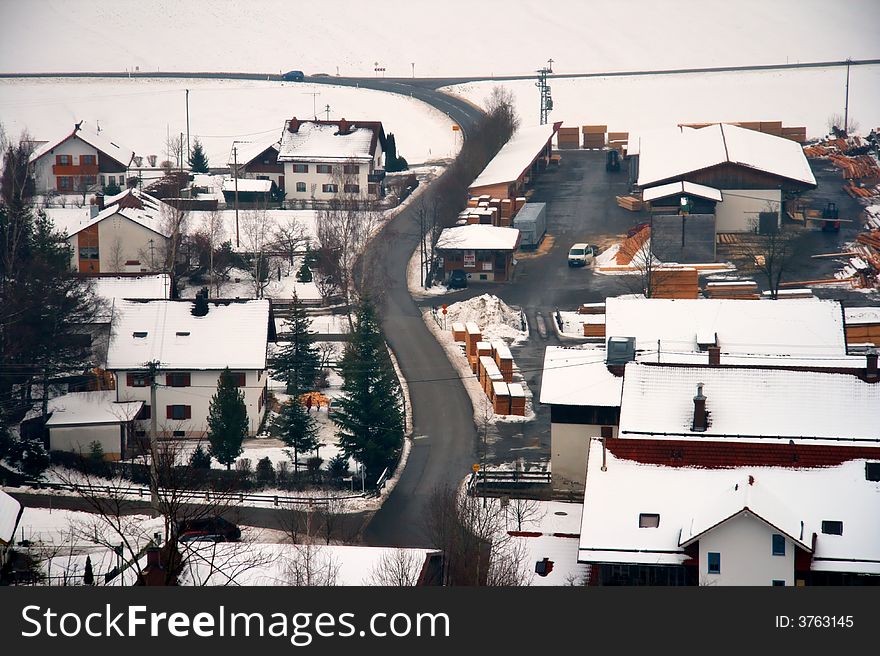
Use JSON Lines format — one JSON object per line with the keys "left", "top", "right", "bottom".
{"left": 470, "top": 123, "right": 558, "bottom": 190}
{"left": 227, "top": 136, "right": 281, "bottom": 168}
{"left": 642, "top": 180, "right": 723, "bottom": 203}
{"left": 29, "top": 120, "right": 135, "bottom": 167}
{"left": 277, "top": 119, "right": 383, "bottom": 162}
{"left": 222, "top": 177, "right": 273, "bottom": 193}
{"left": 43, "top": 391, "right": 144, "bottom": 427}
{"left": 636, "top": 123, "right": 816, "bottom": 188}
{"left": 436, "top": 224, "right": 520, "bottom": 251}
{"left": 106, "top": 299, "right": 270, "bottom": 370}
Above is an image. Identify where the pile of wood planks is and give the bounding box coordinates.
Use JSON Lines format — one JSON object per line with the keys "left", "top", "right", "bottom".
{"left": 857, "top": 230, "right": 880, "bottom": 251}
{"left": 557, "top": 127, "right": 580, "bottom": 149}
{"left": 829, "top": 154, "right": 880, "bottom": 179}
{"left": 704, "top": 279, "right": 760, "bottom": 300}
{"left": 583, "top": 125, "right": 606, "bottom": 149}
{"left": 615, "top": 225, "right": 650, "bottom": 264}
{"left": 652, "top": 268, "right": 699, "bottom": 299}
{"left": 716, "top": 233, "right": 739, "bottom": 245}
{"left": 844, "top": 184, "right": 879, "bottom": 199}
{"left": 616, "top": 195, "right": 643, "bottom": 212}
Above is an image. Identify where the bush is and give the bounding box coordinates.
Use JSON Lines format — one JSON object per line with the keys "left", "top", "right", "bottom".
{"left": 235, "top": 457, "right": 253, "bottom": 479}
{"left": 327, "top": 454, "right": 349, "bottom": 480}
{"left": 88, "top": 441, "right": 105, "bottom": 462}
{"left": 306, "top": 456, "right": 323, "bottom": 483}
{"left": 189, "top": 445, "right": 212, "bottom": 469}
{"left": 255, "top": 456, "right": 275, "bottom": 485}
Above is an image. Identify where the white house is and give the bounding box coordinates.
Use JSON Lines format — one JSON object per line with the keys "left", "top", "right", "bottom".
{"left": 227, "top": 136, "right": 284, "bottom": 191}
{"left": 106, "top": 299, "right": 272, "bottom": 439}
{"left": 633, "top": 123, "right": 817, "bottom": 232}
{"left": 276, "top": 117, "right": 386, "bottom": 202}
{"left": 44, "top": 391, "right": 144, "bottom": 460}
{"left": 29, "top": 121, "right": 134, "bottom": 195}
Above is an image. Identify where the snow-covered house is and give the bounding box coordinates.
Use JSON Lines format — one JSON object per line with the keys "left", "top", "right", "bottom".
{"left": 633, "top": 123, "right": 817, "bottom": 232}
{"left": 57, "top": 189, "right": 171, "bottom": 273}
{"left": 106, "top": 299, "right": 273, "bottom": 440}
{"left": 276, "top": 117, "right": 386, "bottom": 202}
{"left": 0, "top": 491, "right": 24, "bottom": 566}
{"left": 43, "top": 391, "right": 144, "bottom": 460}
{"left": 435, "top": 224, "right": 521, "bottom": 282}
{"left": 29, "top": 121, "right": 134, "bottom": 196}
{"left": 227, "top": 137, "right": 284, "bottom": 192}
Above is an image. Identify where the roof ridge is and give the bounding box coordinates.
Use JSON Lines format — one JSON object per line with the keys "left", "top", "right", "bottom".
{"left": 719, "top": 123, "right": 730, "bottom": 163}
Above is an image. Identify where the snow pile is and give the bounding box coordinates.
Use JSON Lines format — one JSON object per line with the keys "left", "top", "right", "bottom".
{"left": 445, "top": 294, "right": 527, "bottom": 345}
{"left": 593, "top": 243, "right": 620, "bottom": 267}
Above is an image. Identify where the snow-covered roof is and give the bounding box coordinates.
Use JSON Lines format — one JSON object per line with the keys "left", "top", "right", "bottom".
{"left": 104, "top": 188, "right": 163, "bottom": 212}
{"left": 540, "top": 346, "right": 622, "bottom": 407}
{"left": 44, "top": 391, "right": 143, "bottom": 427}
{"left": 618, "top": 362, "right": 880, "bottom": 443}
{"left": 845, "top": 306, "right": 880, "bottom": 326}
{"left": 228, "top": 136, "right": 280, "bottom": 168}
{"left": 642, "top": 180, "right": 723, "bottom": 203}
{"left": 92, "top": 274, "right": 171, "bottom": 303}
{"left": 436, "top": 224, "right": 520, "bottom": 251}
{"left": 636, "top": 123, "right": 816, "bottom": 188}
{"left": 517, "top": 535, "right": 589, "bottom": 586}
{"left": 178, "top": 543, "right": 438, "bottom": 586}
{"left": 0, "top": 490, "right": 22, "bottom": 546}
{"left": 106, "top": 299, "right": 270, "bottom": 370}
{"left": 29, "top": 121, "right": 134, "bottom": 168}
{"left": 604, "top": 297, "right": 846, "bottom": 357}
{"left": 277, "top": 119, "right": 382, "bottom": 162}
{"left": 579, "top": 440, "right": 880, "bottom": 574}
{"left": 221, "top": 177, "right": 273, "bottom": 193}
{"left": 470, "top": 124, "right": 558, "bottom": 190}
{"left": 66, "top": 200, "right": 171, "bottom": 240}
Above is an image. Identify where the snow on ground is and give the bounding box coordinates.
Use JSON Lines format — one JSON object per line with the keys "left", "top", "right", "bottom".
{"left": 0, "top": 77, "right": 459, "bottom": 168}
{"left": 180, "top": 264, "right": 322, "bottom": 303}
{"left": 2, "top": 1, "right": 876, "bottom": 78}
{"left": 443, "top": 64, "right": 880, "bottom": 142}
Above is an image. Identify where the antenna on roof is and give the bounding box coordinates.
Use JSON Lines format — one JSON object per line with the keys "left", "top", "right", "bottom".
{"left": 96, "top": 120, "right": 101, "bottom": 133}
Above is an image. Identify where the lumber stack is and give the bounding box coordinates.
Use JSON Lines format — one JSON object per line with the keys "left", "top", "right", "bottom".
{"left": 465, "top": 323, "right": 482, "bottom": 373}
{"left": 451, "top": 322, "right": 466, "bottom": 342}
{"left": 652, "top": 268, "right": 699, "bottom": 299}
{"left": 704, "top": 280, "right": 760, "bottom": 300}
{"left": 781, "top": 126, "right": 807, "bottom": 143}
{"left": 492, "top": 382, "right": 511, "bottom": 414}
{"left": 829, "top": 154, "right": 880, "bottom": 179}
{"left": 615, "top": 225, "right": 650, "bottom": 264}
{"left": 577, "top": 302, "right": 606, "bottom": 315}
{"left": 508, "top": 383, "right": 526, "bottom": 416}
{"left": 759, "top": 121, "right": 783, "bottom": 137}
{"left": 557, "top": 127, "right": 580, "bottom": 149}
{"left": 845, "top": 184, "right": 879, "bottom": 199}
{"left": 582, "top": 316, "right": 606, "bottom": 337}
{"left": 717, "top": 233, "right": 739, "bottom": 245}
{"left": 492, "top": 342, "right": 514, "bottom": 383}
{"left": 582, "top": 125, "right": 607, "bottom": 149}
{"left": 616, "top": 195, "right": 643, "bottom": 211}
{"left": 857, "top": 230, "right": 880, "bottom": 250}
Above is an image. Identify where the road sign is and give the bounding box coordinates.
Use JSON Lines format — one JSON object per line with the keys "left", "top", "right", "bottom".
{"left": 442, "top": 303, "right": 448, "bottom": 315}
{"left": 472, "top": 463, "right": 481, "bottom": 473}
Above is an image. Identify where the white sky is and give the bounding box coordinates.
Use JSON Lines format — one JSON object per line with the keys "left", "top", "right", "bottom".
{"left": 1, "top": 0, "right": 877, "bottom": 77}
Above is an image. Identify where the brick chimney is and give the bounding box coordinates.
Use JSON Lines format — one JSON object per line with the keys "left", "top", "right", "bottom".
{"left": 867, "top": 348, "right": 879, "bottom": 381}
{"left": 692, "top": 382, "right": 707, "bottom": 432}
{"left": 708, "top": 345, "right": 720, "bottom": 366}
{"left": 287, "top": 117, "right": 300, "bottom": 133}
{"left": 95, "top": 192, "right": 105, "bottom": 210}
{"left": 337, "top": 118, "right": 349, "bottom": 134}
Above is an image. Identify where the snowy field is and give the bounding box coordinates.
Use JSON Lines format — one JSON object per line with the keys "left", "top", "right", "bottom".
{"left": 443, "top": 64, "right": 880, "bottom": 142}
{"left": 0, "top": 78, "right": 460, "bottom": 167}
{"left": 1, "top": 1, "right": 876, "bottom": 77}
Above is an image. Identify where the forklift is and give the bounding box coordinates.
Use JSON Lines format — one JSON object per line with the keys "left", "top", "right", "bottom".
{"left": 820, "top": 201, "right": 840, "bottom": 232}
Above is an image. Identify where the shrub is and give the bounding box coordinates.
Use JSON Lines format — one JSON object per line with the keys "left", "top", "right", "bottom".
{"left": 256, "top": 456, "right": 275, "bottom": 485}
{"left": 327, "top": 454, "right": 349, "bottom": 481}
{"left": 189, "top": 445, "right": 212, "bottom": 469}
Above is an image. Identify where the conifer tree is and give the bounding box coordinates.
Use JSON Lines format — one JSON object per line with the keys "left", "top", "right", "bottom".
{"left": 269, "top": 295, "right": 320, "bottom": 395}
{"left": 272, "top": 398, "right": 319, "bottom": 471}
{"left": 332, "top": 298, "right": 403, "bottom": 484}
{"left": 206, "top": 368, "right": 247, "bottom": 470}
{"left": 188, "top": 138, "right": 210, "bottom": 173}
{"left": 83, "top": 555, "right": 94, "bottom": 585}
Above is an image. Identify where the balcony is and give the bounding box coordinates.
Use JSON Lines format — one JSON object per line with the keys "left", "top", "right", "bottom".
{"left": 368, "top": 169, "right": 386, "bottom": 183}
{"left": 52, "top": 163, "right": 99, "bottom": 176}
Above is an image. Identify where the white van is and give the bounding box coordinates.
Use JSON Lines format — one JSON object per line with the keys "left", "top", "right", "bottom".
{"left": 568, "top": 243, "right": 595, "bottom": 267}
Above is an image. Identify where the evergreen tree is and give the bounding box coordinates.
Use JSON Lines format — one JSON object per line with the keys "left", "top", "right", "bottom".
{"left": 327, "top": 453, "right": 349, "bottom": 481}
{"left": 296, "top": 260, "right": 312, "bottom": 282}
{"left": 272, "top": 398, "right": 318, "bottom": 471}
{"left": 269, "top": 295, "right": 320, "bottom": 395}
{"left": 332, "top": 298, "right": 404, "bottom": 484}
{"left": 206, "top": 368, "right": 247, "bottom": 470}
{"left": 83, "top": 555, "right": 94, "bottom": 585}
{"left": 189, "top": 444, "right": 212, "bottom": 469}
{"left": 188, "top": 138, "right": 210, "bottom": 173}
{"left": 384, "top": 133, "right": 408, "bottom": 172}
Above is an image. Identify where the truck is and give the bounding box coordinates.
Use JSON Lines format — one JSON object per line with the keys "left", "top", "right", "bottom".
{"left": 513, "top": 202, "right": 547, "bottom": 249}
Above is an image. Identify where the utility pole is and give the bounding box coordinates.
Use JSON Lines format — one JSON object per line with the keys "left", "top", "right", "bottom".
{"left": 324, "top": 104, "right": 331, "bottom": 121}
{"left": 185, "top": 89, "right": 191, "bottom": 162}
{"left": 232, "top": 145, "right": 240, "bottom": 247}
{"left": 844, "top": 57, "right": 852, "bottom": 137}
{"left": 179, "top": 132, "right": 184, "bottom": 171}
{"left": 147, "top": 360, "right": 160, "bottom": 511}
{"left": 536, "top": 58, "right": 554, "bottom": 125}
{"left": 419, "top": 208, "right": 424, "bottom": 287}
{"left": 411, "top": 62, "right": 415, "bottom": 78}
{"left": 304, "top": 92, "right": 320, "bottom": 120}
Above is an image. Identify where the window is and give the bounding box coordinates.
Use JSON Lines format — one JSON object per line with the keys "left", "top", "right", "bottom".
{"left": 136, "top": 405, "right": 151, "bottom": 420}
{"left": 292, "top": 164, "right": 309, "bottom": 173}
{"left": 80, "top": 154, "right": 96, "bottom": 165}
{"left": 258, "top": 385, "right": 267, "bottom": 410}
{"left": 821, "top": 520, "right": 843, "bottom": 536}
{"left": 343, "top": 183, "right": 359, "bottom": 194}
{"left": 166, "top": 405, "right": 191, "bottom": 420}
{"left": 772, "top": 580, "right": 785, "bottom": 587}
{"left": 166, "top": 372, "right": 191, "bottom": 387}
{"left": 772, "top": 534, "right": 785, "bottom": 556}
{"left": 296, "top": 182, "right": 307, "bottom": 192}
{"left": 256, "top": 175, "right": 269, "bottom": 181}
{"left": 322, "top": 183, "right": 338, "bottom": 193}
{"left": 172, "top": 430, "right": 186, "bottom": 437}
{"left": 126, "top": 373, "right": 149, "bottom": 387}
{"left": 638, "top": 513, "right": 660, "bottom": 528}
{"left": 175, "top": 331, "right": 190, "bottom": 337}
{"left": 83, "top": 175, "right": 97, "bottom": 186}
{"left": 866, "top": 462, "right": 880, "bottom": 482}
{"left": 228, "top": 372, "right": 247, "bottom": 387}
{"left": 707, "top": 552, "right": 721, "bottom": 574}
{"left": 343, "top": 164, "right": 360, "bottom": 174}
{"left": 316, "top": 164, "right": 332, "bottom": 174}
{"left": 118, "top": 175, "right": 125, "bottom": 185}
{"left": 100, "top": 175, "right": 105, "bottom": 186}
{"left": 79, "top": 246, "right": 99, "bottom": 260}
{"left": 57, "top": 154, "right": 72, "bottom": 165}
{"left": 58, "top": 176, "right": 74, "bottom": 191}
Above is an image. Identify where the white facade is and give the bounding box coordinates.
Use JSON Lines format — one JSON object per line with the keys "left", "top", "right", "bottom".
{"left": 49, "top": 424, "right": 127, "bottom": 459}
{"left": 282, "top": 159, "right": 377, "bottom": 201}
{"left": 68, "top": 213, "right": 168, "bottom": 273}
{"left": 551, "top": 423, "right": 618, "bottom": 493}
{"left": 715, "top": 188, "right": 782, "bottom": 232}
{"left": 698, "top": 512, "right": 795, "bottom": 586}
{"left": 31, "top": 135, "right": 128, "bottom": 195}
{"left": 115, "top": 369, "right": 267, "bottom": 438}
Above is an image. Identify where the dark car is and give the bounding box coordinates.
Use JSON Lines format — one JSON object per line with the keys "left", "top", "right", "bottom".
{"left": 177, "top": 516, "right": 241, "bottom": 542}
{"left": 448, "top": 269, "right": 468, "bottom": 289}
{"left": 282, "top": 70, "right": 305, "bottom": 81}
{"left": 312, "top": 72, "right": 331, "bottom": 78}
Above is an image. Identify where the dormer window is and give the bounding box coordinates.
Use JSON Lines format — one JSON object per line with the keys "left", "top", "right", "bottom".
{"left": 639, "top": 513, "right": 660, "bottom": 528}
{"left": 133, "top": 331, "right": 148, "bottom": 338}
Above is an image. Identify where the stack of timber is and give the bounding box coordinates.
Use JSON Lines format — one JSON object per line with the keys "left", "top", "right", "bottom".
{"left": 492, "top": 342, "right": 514, "bottom": 383}
{"left": 616, "top": 194, "right": 643, "bottom": 211}
{"left": 492, "top": 382, "right": 511, "bottom": 414}
{"left": 577, "top": 302, "right": 606, "bottom": 315}
{"left": 615, "top": 226, "right": 650, "bottom": 264}
{"left": 465, "top": 323, "right": 482, "bottom": 373}
{"left": 557, "top": 127, "right": 580, "bottom": 149}
{"left": 581, "top": 314, "right": 606, "bottom": 338}
{"left": 508, "top": 383, "right": 526, "bottom": 416}
{"left": 829, "top": 154, "right": 880, "bottom": 180}
{"left": 451, "top": 322, "right": 466, "bottom": 342}
{"left": 704, "top": 280, "right": 760, "bottom": 300}
{"left": 607, "top": 131, "right": 628, "bottom": 153}
{"left": 652, "top": 268, "right": 699, "bottom": 299}
{"left": 583, "top": 125, "right": 607, "bottom": 149}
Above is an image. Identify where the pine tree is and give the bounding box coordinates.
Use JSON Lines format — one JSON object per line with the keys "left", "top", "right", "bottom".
{"left": 269, "top": 295, "right": 320, "bottom": 395}
{"left": 332, "top": 298, "right": 404, "bottom": 484}
{"left": 189, "top": 444, "right": 212, "bottom": 469}
{"left": 384, "top": 133, "right": 408, "bottom": 172}
{"left": 188, "top": 138, "right": 210, "bottom": 173}
{"left": 296, "top": 261, "right": 312, "bottom": 282}
{"left": 272, "top": 398, "right": 318, "bottom": 471}
{"left": 83, "top": 555, "right": 94, "bottom": 585}
{"left": 206, "top": 368, "right": 247, "bottom": 470}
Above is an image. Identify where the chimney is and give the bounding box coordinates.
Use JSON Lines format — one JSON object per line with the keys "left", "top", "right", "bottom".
{"left": 95, "top": 192, "right": 105, "bottom": 210}
{"left": 748, "top": 475, "right": 755, "bottom": 486}
{"left": 146, "top": 547, "right": 161, "bottom": 569}
{"left": 692, "top": 382, "right": 707, "bottom": 432}
{"left": 708, "top": 346, "right": 720, "bottom": 366}
{"left": 867, "top": 348, "right": 879, "bottom": 381}
{"left": 287, "top": 117, "right": 300, "bottom": 133}
{"left": 89, "top": 203, "right": 99, "bottom": 219}
{"left": 337, "top": 117, "right": 349, "bottom": 134}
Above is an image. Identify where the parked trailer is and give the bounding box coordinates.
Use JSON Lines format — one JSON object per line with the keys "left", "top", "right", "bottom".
{"left": 513, "top": 202, "right": 547, "bottom": 250}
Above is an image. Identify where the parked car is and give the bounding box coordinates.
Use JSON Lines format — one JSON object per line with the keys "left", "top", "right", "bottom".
{"left": 177, "top": 516, "right": 241, "bottom": 542}
{"left": 568, "top": 243, "right": 595, "bottom": 267}
{"left": 282, "top": 70, "right": 305, "bottom": 81}
{"left": 448, "top": 269, "right": 468, "bottom": 289}
{"left": 312, "top": 72, "right": 331, "bottom": 78}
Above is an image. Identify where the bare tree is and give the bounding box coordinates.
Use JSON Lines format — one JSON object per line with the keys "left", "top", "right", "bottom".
{"left": 165, "top": 133, "right": 185, "bottom": 169}
{"left": 284, "top": 542, "right": 341, "bottom": 586}
{"left": 107, "top": 236, "right": 125, "bottom": 273}
{"left": 272, "top": 216, "right": 309, "bottom": 266}
{"left": 157, "top": 203, "right": 189, "bottom": 274}
{"left": 177, "top": 539, "right": 276, "bottom": 586}
{"left": 240, "top": 208, "right": 273, "bottom": 299}
{"left": 198, "top": 209, "right": 226, "bottom": 296}
{"left": 504, "top": 495, "right": 545, "bottom": 533}
{"left": 741, "top": 214, "right": 798, "bottom": 299}
{"left": 320, "top": 496, "right": 347, "bottom": 545}
{"left": 366, "top": 548, "right": 424, "bottom": 586}
{"left": 827, "top": 112, "right": 860, "bottom": 137}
